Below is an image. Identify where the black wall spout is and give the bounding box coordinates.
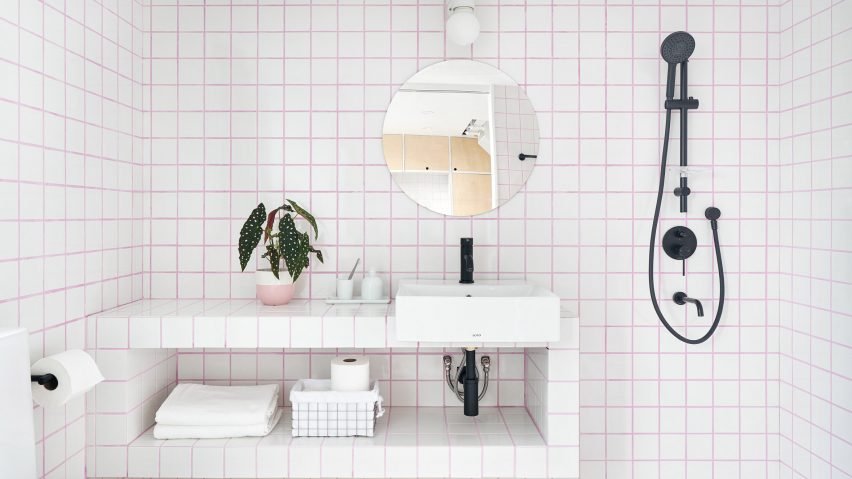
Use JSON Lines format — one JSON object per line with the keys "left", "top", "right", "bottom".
{"left": 460, "top": 349, "right": 479, "bottom": 416}
{"left": 673, "top": 292, "right": 704, "bottom": 317}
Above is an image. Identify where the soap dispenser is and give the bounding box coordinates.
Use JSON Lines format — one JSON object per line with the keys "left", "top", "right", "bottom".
{"left": 361, "top": 269, "right": 383, "bottom": 300}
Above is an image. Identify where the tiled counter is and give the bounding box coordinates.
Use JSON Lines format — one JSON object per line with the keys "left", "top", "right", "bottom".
{"left": 85, "top": 299, "right": 579, "bottom": 479}
{"left": 90, "top": 299, "right": 571, "bottom": 349}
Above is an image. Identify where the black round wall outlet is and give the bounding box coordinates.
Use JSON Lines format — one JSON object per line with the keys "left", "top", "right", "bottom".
{"left": 662, "top": 226, "right": 697, "bottom": 260}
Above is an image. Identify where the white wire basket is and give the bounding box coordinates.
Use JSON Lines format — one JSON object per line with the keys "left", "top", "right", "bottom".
{"left": 289, "top": 379, "right": 384, "bottom": 437}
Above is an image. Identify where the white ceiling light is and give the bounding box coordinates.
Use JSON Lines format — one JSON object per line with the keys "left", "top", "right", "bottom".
{"left": 446, "top": 0, "right": 480, "bottom": 46}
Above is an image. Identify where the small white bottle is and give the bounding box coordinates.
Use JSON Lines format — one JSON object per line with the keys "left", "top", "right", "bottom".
{"left": 361, "top": 269, "right": 383, "bottom": 300}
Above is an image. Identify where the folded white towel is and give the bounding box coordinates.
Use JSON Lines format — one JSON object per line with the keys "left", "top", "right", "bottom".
{"left": 155, "top": 383, "right": 279, "bottom": 427}
{"left": 154, "top": 408, "right": 282, "bottom": 439}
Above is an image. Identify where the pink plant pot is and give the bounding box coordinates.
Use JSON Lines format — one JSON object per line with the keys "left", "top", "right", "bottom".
{"left": 256, "top": 270, "right": 295, "bottom": 306}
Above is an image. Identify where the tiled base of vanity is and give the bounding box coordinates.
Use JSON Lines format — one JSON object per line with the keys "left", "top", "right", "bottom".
{"left": 86, "top": 300, "right": 580, "bottom": 478}
{"left": 88, "top": 407, "right": 577, "bottom": 478}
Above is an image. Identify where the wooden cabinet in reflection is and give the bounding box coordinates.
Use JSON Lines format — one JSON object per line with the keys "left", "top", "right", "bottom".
{"left": 400, "top": 135, "right": 450, "bottom": 171}
{"left": 450, "top": 137, "right": 491, "bottom": 172}
{"left": 382, "top": 134, "right": 404, "bottom": 171}
{"left": 452, "top": 172, "right": 492, "bottom": 216}
{"left": 383, "top": 134, "right": 495, "bottom": 215}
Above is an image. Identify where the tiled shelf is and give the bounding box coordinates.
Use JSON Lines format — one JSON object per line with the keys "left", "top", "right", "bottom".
{"left": 90, "top": 299, "right": 577, "bottom": 349}
{"left": 94, "top": 407, "right": 560, "bottom": 479}
{"left": 87, "top": 300, "right": 580, "bottom": 478}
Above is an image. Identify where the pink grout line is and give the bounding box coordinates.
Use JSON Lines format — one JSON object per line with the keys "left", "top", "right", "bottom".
{"left": 174, "top": 0, "right": 181, "bottom": 301}
{"left": 601, "top": 3, "right": 615, "bottom": 474}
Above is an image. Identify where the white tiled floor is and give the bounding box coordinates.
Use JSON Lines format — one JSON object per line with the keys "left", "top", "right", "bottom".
{"left": 122, "top": 407, "right": 547, "bottom": 478}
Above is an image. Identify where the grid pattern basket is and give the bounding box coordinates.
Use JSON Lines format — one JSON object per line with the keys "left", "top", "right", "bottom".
{"left": 289, "top": 379, "right": 384, "bottom": 437}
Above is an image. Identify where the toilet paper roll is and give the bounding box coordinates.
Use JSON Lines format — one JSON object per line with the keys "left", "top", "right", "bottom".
{"left": 30, "top": 350, "right": 104, "bottom": 408}
{"left": 330, "top": 356, "right": 370, "bottom": 392}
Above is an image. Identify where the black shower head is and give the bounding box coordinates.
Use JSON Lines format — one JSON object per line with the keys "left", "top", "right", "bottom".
{"left": 660, "top": 31, "right": 695, "bottom": 64}
{"left": 660, "top": 31, "right": 695, "bottom": 100}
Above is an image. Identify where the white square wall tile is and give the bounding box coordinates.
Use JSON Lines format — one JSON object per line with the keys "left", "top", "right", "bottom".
{"left": 322, "top": 315, "right": 354, "bottom": 347}
{"left": 515, "top": 447, "right": 547, "bottom": 478}
{"left": 548, "top": 446, "right": 580, "bottom": 478}
{"left": 482, "top": 444, "right": 515, "bottom": 478}
{"left": 417, "top": 444, "right": 450, "bottom": 478}
{"left": 258, "top": 317, "right": 290, "bottom": 348}
{"left": 353, "top": 444, "right": 385, "bottom": 478}
{"left": 547, "top": 414, "right": 580, "bottom": 446}
{"left": 289, "top": 441, "right": 321, "bottom": 478}
{"left": 160, "top": 446, "right": 192, "bottom": 478}
{"left": 226, "top": 316, "right": 258, "bottom": 348}
{"left": 321, "top": 442, "right": 354, "bottom": 478}
{"left": 224, "top": 444, "right": 257, "bottom": 478}
{"left": 192, "top": 445, "right": 224, "bottom": 478}
{"left": 162, "top": 317, "right": 193, "bottom": 348}
{"left": 450, "top": 445, "right": 482, "bottom": 478}
{"left": 129, "top": 317, "right": 161, "bottom": 348}
{"left": 256, "top": 436, "right": 289, "bottom": 478}
{"left": 97, "top": 317, "right": 128, "bottom": 348}
{"left": 94, "top": 447, "right": 127, "bottom": 478}
{"left": 128, "top": 446, "right": 159, "bottom": 478}
{"left": 290, "top": 317, "right": 322, "bottom": 347}
{"left": 354, "top": 315, "right": 386, "bottom": 347}
{"left": 385, "top": 439, "right": 417, "bottom": 478}
{"left": 194, "top": 317, "right": 226, "bottom": 347}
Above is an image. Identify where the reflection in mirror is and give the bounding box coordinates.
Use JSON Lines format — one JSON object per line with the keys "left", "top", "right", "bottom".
{"left": 382, "top": 60, "right": 540, "bottom": 216}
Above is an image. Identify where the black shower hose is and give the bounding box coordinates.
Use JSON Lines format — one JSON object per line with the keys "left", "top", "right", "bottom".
{"left": 648, "top": 109, "right": 725, "bottom": 344}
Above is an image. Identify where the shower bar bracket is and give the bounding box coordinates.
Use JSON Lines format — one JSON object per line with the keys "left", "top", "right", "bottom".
{"left": 665, "top": 57, "right": 699, "bottom": 213}
{"left": 664, "top": 98, "right": 699, "bottom": 111}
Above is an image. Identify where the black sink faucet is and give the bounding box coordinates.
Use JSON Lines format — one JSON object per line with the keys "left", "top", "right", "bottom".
{"left": 459, "top": 238, "right": 474, "bottom": 284}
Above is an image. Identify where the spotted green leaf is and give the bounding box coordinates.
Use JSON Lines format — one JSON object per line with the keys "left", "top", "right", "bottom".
{"left": 238, "top": 203, "right": 266, "bottom": 271}
{"left": 309, "top": 246, "right": 324, "bottom": 264}
{"left": 279, "top": 213, "right": 310, "bottom": 282}
{"left": 287, "top": 199, "right": 318, "bottom": 240}
{"left": 264, "top": 243, "right": 281, "bottom": 279}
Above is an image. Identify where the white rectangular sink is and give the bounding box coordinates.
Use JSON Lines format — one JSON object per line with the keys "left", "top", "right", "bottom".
{"left": 395, "top": 280, "right": 560, "bottom": 343}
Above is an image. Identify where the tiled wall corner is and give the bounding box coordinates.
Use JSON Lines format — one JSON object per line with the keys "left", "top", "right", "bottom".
{"left": 85, "top": 348, "right": 176, "bottom": 478}
{"left": 0, "top": 1, "right": 145, "bottom": 477}
{"left": 777, "top": 0, "right": 852, "bottom": 477}
{"left": 524, "top": 315, "right": 580, "bottom": 477}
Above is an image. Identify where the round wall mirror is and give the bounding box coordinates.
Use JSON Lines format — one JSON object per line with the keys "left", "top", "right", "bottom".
{"left": 382, "top": 60, "right": 540, "bottom": 216}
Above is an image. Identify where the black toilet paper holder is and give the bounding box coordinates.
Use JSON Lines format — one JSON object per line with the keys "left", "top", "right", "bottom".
{"left": 31, "top": 373, "right": 58, "bottom": 391}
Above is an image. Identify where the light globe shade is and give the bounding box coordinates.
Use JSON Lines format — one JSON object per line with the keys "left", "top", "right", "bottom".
{"left": 446, "top": 9, "right": 480, "bottom": 46}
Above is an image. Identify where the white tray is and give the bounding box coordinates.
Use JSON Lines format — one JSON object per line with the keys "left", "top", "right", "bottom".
{"left": 325, "top": 296, "right": 390, "bottom": 305}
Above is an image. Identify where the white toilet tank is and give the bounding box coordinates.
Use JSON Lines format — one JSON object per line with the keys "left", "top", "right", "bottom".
{"left": 0, "top": 328, "right": 38, "bottom": 479}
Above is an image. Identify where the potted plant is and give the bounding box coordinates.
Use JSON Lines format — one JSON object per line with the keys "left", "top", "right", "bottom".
{"left": 238, "top": 200, "right": 324, "bottom": 305}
